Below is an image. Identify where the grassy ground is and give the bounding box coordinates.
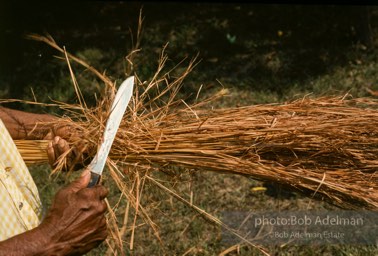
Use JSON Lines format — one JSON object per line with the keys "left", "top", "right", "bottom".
{"left": 3, "top": 3, "right": 378, "bottom": 255}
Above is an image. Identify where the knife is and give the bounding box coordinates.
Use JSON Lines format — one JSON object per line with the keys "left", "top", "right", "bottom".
{"left": 87, "top": 76, "right": 134, "bottom": 187}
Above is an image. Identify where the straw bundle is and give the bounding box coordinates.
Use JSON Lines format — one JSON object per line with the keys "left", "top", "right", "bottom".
{"left": 15, "top": 96, "right": 378, "bottom": 210}
{"left": 7, "top": 33, "right": 378, "bottom": 254}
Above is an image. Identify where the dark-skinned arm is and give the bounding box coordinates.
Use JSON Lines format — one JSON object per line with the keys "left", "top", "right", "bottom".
{"left": 0, "top": 106, "right": 57, "bottom": 140}
{"left": 0, "top": 106, "right": 87, "bottom": 170}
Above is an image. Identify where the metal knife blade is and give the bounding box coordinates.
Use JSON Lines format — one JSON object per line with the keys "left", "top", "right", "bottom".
{"left": 87, "top": 76, "right": 134, "bottom": 187}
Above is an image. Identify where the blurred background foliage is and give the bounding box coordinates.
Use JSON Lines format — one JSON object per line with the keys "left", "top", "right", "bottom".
{"left": 1, "top": 3, "right": 378, "bottom": 112}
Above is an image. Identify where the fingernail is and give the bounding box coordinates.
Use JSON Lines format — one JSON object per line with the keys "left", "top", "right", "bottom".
{"left": 54, "top": 136, "right": 60, "bottom": 143}
{"left": 58, "top": 139, "right": 65, "bottom": 149}
{"left": 81, "top": 168, "right": 90, "bottom": 177}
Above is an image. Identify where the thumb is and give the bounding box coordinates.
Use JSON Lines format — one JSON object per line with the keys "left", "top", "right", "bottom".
{"left": 69, "top": 168, "right": 91, "bottom": 192}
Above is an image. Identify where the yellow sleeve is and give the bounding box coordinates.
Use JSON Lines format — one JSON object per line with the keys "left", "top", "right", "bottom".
{"left": 0, "top": 120, "right": 42, "bottom": 241}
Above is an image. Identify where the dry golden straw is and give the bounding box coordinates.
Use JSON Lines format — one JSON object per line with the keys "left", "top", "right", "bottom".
{"left": 7, "top": 32, "right": 378, "bottom": 254}
{"left": 15, "top": 96, "right": 378, "bottom": 211}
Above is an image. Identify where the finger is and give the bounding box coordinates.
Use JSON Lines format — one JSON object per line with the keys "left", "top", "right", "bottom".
{"left": 78, "top": 185, "right": 109, "bottom": 201}
{"left": 57, "top": 137, "right": 70, "bottom": 156}
{"left": 46, "top": 137, "right": 66, "bottom": 169}
{"left": 47, "top": 140, "right": 56, "bottom": 167}
{"left": 94, "top": 216, "right": 108, "bottom": 239}
{"left": 94, "top": 199, "right": 108, "bottom": 213}
{"left": 55, "top": 137, "right": 73, "bottom": 171}
{"left": 52, "top": 136, "right": 61, "bottom": 164}
{"left": 97, "top": 216, "right": 108, "bottom": 233}
{"left": 94, "top": 185, "right": 109, "bottom": 200}
{"left": 100, "top": 215, "right": 107, "bottom": 228}
{"left": 68, "top": 169, "right": 91, "bottom": 192}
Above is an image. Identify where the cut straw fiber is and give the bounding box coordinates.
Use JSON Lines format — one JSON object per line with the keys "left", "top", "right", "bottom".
{"left": 15, "top": 96, "right": 378, "bottom": 210}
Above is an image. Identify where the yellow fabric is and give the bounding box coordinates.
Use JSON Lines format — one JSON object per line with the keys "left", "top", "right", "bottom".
{"left": 0, "top": 119, "right": 42, "bottom": 241}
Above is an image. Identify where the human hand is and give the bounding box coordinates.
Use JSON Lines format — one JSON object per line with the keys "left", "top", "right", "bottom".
{"left": 46, "top": 135, "right": 88, "bottom": 172}
{"left": 37, "top": 169, "right": 108, "bottom": 255}
{"left": 45, "top": 122, "right": 90, "bottom": 172}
